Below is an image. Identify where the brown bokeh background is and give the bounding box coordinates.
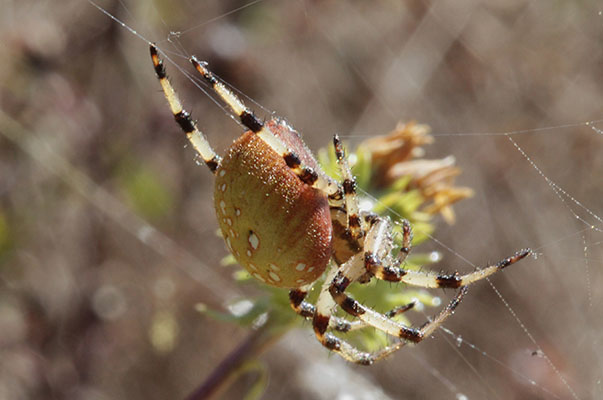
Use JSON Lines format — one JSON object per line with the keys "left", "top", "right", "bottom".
{"left": 1, "top": 0, "right": 602, "bottom": 399}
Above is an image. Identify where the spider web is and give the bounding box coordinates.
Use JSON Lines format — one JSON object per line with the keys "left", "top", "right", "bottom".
{"left": 1, "top": 0, "right": 601, "bottom": 399}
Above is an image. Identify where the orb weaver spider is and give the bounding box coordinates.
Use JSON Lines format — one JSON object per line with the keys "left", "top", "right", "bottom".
{"left": 149, "top": 44, "right": 530, "bottom": 365}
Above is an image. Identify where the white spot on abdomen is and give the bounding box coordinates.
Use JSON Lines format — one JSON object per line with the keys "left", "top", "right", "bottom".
{"left": 219, "top": 200, "right": 226, "bottom": 214}
{"left": 248, "top": 232, "right": 260, "bottom": 250}
{"left": 269, "top": 263, "right": 280, "bottom": 272}
{"left": 295, "top": 263, "right": 306, "bottom": 271}
{"left": 225, "top": 237, "right": 232, "bottom": 252}
{"left": 268, "top": 271, "right": 281, "bottom": 282}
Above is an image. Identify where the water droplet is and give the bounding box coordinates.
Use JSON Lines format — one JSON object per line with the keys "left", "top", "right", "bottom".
{"left": 456, "top": 335, "right": 463, "bottom": 347}
{"left": 412, "top": 298, "right": 424, "bottom": 311}
{"left": 429, "top": 251, "right": 441, "bottom": 262}
{"left": 358, "top": 197, "right": 375, "bottom": 212}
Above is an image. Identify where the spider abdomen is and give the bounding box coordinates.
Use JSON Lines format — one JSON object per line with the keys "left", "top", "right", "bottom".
{"left": 214, "top": 120, "right": 332, "bottom": 288}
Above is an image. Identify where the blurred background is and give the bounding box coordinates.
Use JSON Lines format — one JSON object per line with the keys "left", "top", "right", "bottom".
{"left": 1, "top": 0, "right": 602, "bottom": 399}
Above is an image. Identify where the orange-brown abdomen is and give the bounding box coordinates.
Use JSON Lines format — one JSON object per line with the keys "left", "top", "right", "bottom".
{"left": 214, "top": 120, "right": 332, "bottom": 288}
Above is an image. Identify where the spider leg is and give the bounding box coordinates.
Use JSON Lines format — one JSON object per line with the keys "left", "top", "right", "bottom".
{"left": 335, "top": 300, "right": 417, "bottom": 333}
{"left": 289, "top": 284, "right": 355, "bottom": 333}
{"left": 333, "top": 135, "right": 364, "bottom": 239}
{"left": 311, "top": 260, "right": 406, "bottom": 364}
{"left": 149, "top": 45, "right": 221, "bottom": 173}
{"left": 289, "top": 284, "right": 415, "bottom": 333}
{"left": 189, "top": 56, "right": 341, "bottom": 197}
{"left": 311, "top": 256, "right": 465, "bottom": 364}
{"left": 327, "top": 253, "right": 468, "bottom": 343}
{"left": 397, "top": 219, "right": 413, "bottom": 265}
{"left": 365, "top": 217, "right": 531, "bottom": 289}
{"left": 290, "top": 282, "right": 352, "bottom": 332}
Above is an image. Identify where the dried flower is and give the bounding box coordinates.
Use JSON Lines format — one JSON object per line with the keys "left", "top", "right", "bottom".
{"left": 359, "top": 122, "right": 474, "bottom": 224}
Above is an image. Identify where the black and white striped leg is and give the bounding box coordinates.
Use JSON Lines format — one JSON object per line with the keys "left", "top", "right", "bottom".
{"left": 327, "top": 253, "right": 469, "bottom": 342}
{"left": 397, "top": 219, "right": 413, "bottom": 264}
{"left": 310, "top": 260, "right": 405, "bottom": 365}
{"left": 289, "top": 285, "right": 355, "bottom": 333}
{"left": 290, "top": 285, "right": 415, "bottom": 333}
{"left": 289, "top": 284, "right": 315, "bottom": 319}
{"left": 189, "top": 56, "right": 340, "bottom": 195}
{"left": 332, "top": 300, "right": 417, "bottom": 333}
{"left": 149, "top": 45, "right": 221, "bottom": 173}
{"left": 333, "top": 135, "right": 363, "bottom": 239}
{"left": 311, "top": 255, "right": 466, "bottom": 365}
{"left": 365, "top": 217, "right": 531, "bottom": 289}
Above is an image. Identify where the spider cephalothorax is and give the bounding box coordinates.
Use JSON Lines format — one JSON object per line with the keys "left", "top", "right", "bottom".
{"left": 150, "top": 44, "right": 530, "bottom": 365}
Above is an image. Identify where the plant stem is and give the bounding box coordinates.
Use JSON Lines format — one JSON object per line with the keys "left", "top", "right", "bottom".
{"left": 185, "top": 316, "right": 288, "bottom": 400}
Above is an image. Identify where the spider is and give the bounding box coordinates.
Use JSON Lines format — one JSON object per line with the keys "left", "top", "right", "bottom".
{"left": 149, "top": 44, "right": 531, "bottom": 365}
